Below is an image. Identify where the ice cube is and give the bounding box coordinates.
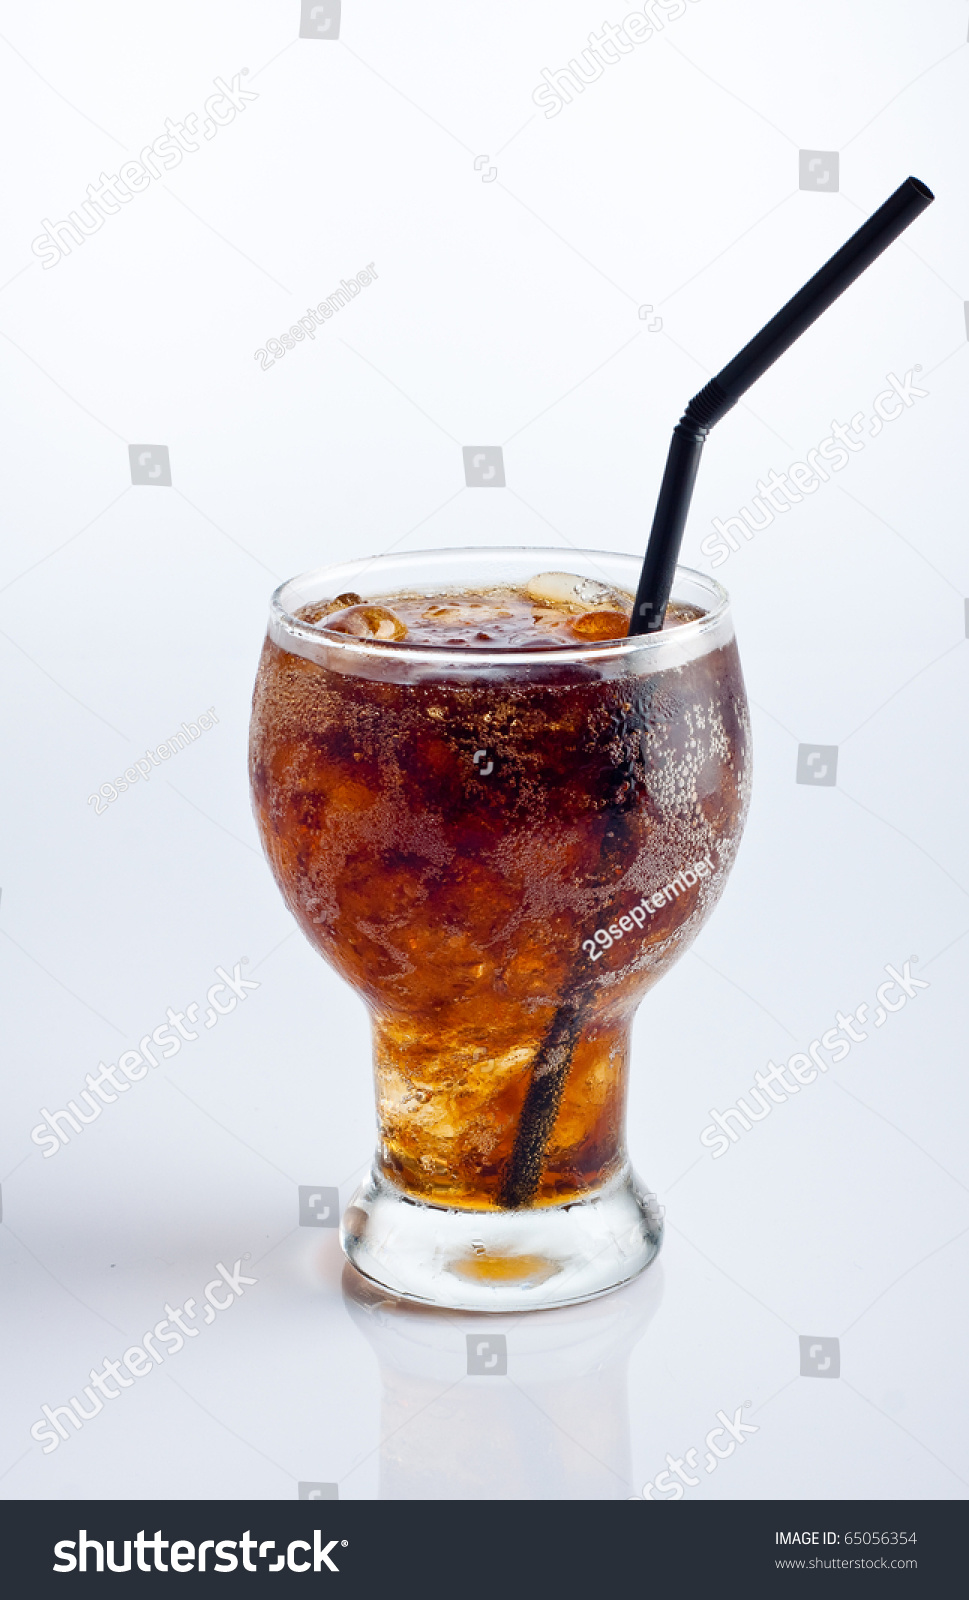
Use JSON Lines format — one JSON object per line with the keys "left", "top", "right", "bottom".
{"left": 323, "top": 604, "right": 407, "bottom": 640}
{"left": 525, "top": 571, "right": 617, "bottom": 609}
{"left": 569, "top": 607, "right": 631, "bottom": 640}
{"left": 300, "top": 591, "right": 363, "bottom": 625}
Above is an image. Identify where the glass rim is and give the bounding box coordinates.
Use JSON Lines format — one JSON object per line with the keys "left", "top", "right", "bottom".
{"left": 270, "top": 547, "right": 731, "bottom": 668}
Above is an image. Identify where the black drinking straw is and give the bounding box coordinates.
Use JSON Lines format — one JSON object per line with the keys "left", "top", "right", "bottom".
{"left": 629, "top": 175, "right": 934, "bottom": 636}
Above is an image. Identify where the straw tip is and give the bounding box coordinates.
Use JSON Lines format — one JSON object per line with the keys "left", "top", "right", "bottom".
{"left": 906, "top": 175, "right": 935, "bottom": 203}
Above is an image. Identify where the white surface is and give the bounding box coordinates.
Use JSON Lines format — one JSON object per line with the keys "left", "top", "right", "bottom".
{"left": 1, "top": 0, "right": 967, "bottom": 1501}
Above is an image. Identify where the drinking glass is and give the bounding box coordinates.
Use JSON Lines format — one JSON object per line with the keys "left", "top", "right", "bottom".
{"left": 249, "top": 548, "right": 750, "bottom": 1310}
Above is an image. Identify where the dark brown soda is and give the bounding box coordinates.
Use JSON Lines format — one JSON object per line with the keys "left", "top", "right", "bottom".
{"left": 249, "top": 585, "right": 750, "bottom": 1210}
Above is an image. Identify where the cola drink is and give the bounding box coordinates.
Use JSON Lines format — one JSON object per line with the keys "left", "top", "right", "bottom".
{"left": 249, "top": 554, "right": 750, "bottom": 1270}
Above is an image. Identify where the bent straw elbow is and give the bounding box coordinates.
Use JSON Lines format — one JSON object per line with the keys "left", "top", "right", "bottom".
{"left": 680, "top": 376, "right": 736, "bottom": 437}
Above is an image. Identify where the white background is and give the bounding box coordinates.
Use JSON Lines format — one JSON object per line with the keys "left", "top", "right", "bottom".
{"left": 1, "top": 0, "right": 967, "bottom": 1501}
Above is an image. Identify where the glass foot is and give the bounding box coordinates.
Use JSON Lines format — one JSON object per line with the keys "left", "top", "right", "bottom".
{"left": 340, "top": 1164, "right": 663, "bottom": 1312}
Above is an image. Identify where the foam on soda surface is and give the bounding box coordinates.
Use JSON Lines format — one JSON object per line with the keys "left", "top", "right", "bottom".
{"left": 297, "top": 573, "right": 703, "bottom": 646}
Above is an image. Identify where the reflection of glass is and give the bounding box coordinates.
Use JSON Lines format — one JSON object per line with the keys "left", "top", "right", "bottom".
{"left": 341, "top": 1260, "right": 665, "bottom": 1499}
{"left": 250, "top": 549, "right": 750, "bottom": 1311}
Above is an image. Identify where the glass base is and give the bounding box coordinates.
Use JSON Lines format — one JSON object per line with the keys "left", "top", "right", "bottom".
{"left": 340, "top": 1164, "right": 663, "bottom": 1313}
